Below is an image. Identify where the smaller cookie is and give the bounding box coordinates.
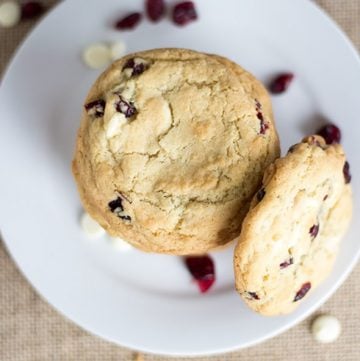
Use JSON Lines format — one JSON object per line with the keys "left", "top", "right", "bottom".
{"left": 234, "top": 136, "right": 352, "bottom": 315}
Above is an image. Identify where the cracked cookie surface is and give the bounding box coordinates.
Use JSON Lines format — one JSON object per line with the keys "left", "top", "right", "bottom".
{"left": 72, "top": 48, "right": 280, "bottom": 254}
{"left": 234, "top": 136, "right": 352, "bottom": 315}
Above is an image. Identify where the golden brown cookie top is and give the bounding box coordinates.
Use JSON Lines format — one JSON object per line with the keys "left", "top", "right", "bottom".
{"left": 234, "top": 136, "right": 352, "bottom": 315}
{"left": 73, "top": 48, "right": 280, "bottom": 254}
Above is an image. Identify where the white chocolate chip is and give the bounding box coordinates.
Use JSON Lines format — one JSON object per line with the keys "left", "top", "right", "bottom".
{"left": 120, "top": 81, "right": 136, "bottom": 99}
{"left": 106, "top": 113, "right": 127, "bottom": 138}
{"left": 110, "top": 41, "right": 126, "bottom": 60}
{"left": 80, "top": 212, "right": 106, "bottom": 238}
{"left": 83, "top": 43, "right": 112, "bottom": 69}
{"left": 123, "top": 68, "right": 133, "bottom": 78}
{"left": 122, "top": 57, "right": 150, "bottom": 78}
{"left": 311, "top": 314, "right": 341, "bottom": 343}
{"left": 109, "top": 237, "right": 133, "bottom": 251}
{"left": 0, "top": 1, "right": 20, "bottom": 28}
{"left": 133, "top": 57, "right": 148, "bottom": 66}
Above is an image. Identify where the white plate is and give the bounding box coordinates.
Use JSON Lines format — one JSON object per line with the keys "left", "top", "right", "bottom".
{"left": 0, "top": 0, "right": 359, "bottom": 356}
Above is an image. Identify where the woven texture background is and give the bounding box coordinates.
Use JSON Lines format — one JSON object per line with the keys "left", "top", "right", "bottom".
{"left": 1, "top": 1, "right": 359, "bottom": 360}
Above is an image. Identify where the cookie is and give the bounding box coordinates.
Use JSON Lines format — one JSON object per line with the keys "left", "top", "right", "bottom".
{"left": 234, "top": 136, "right": 352, "bottom": 315}
{"left": 72, "top": 48, "right": 280, "bottom": 255}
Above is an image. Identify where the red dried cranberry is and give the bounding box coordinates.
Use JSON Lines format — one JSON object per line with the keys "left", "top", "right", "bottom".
{"left": 280, "top": 257, "right": 293, "bottom": 269}
{"left": 255, "top": 100, "right": 268, "bottom": 134}
{"left": 172, "top": 1, "right": 197, "bottom": 26}
{"left": 248, "top": 291, "right": 260, "bottom": 300}
{"left": 197, "top": 279, "right": 215, "bottom": 293}
{"left": 316, "top": 123, "right": 341, "bottom": 144}
{"left": 293, "top": 282, "right": 311, "bottom": 302}
{"left": 85, "top": 99, "right": 105, "bottom": 118}
{"left": 115, "top": 96, "right": 137, "bottom": 118}
{"left": 269, "top": 73, "right": 294, "bottom": 94}
{"left": 146, "top": 0, "right": 165, "bottom": 22}
{"left": 257, "top": 188, "right": 266, "bottom": 202}
{"left": 309, "top": 224, "right": 319, "bottom": 238}
{"left": 115, "top": 12, "right": 142, "bottom": 30}
{"left": 259, "top": 118, "right": 269, "bottom": 134}
{"left": 21, "top": 2, "right": 44, "bottom": 20}
{"left": 123, "top": 58, "right": 148, "bottom": 76}
{"left": 256, "top": 111, "right": 264, "bottom": 122}
{"left": 343, "top": 161, "right": 351, "bottom": 184}
{"left": 184, "top": 255, "right": 215, "bottom": 293}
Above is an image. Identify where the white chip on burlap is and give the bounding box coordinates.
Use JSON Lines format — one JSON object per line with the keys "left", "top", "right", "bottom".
{"left": 311, "top": 314, "right": 341, "bottom": 343}
{"left": 0, "top": 1, "right": 20, "bottom": 28}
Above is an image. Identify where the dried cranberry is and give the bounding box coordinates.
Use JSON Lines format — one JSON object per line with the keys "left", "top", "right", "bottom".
{"left": 256, "top": 111, "right": 264, "bottom": 122}
{"left": 255, "top": 100, "right": 268, "bottom": 134}
{"left": 115, "top": 12, "right": 142, "bottom": 30}
{"left": 108, "top": 197, "right": 131, "bottom": 221}
{"left": 123, "top": 58, "right": 148, "bottom": 76}
{"left": 115, "top": 96, "right": 137, "bottom": 118}
{"left": 172, "top": 1, "right": 197, "bottom": 26}
{"left": 119, "top": 215, "right": 131, "bottom": 221}
{"left": 316, "top": 124, "right": 341, "bottom": 144}
{"left": 255, "top": 99, "right": 262, "bottom": 109}
{"left": 280, "top": 257, "right": 293, "bottom": 269}
{"left": 269, "top": 73, "right": 294, "bottom": 94}
{"left": 21, "top": 2, "right": 44, "bottom": 19}
{"left": 309, "top": 224, "right": 319, "bottom": 238}
{"left": 343, "top": 161, "right": 351, "bottom": 184}
{"left": 84, "top": 99, "right": 105, "bottom": 118}
{"left": 108, "top": 197, "right": 124, "bottom": 213}
{"left": 256, "top": 111, "right": 267, "bottom": 133}
{"left": 293, "top": 282, "right": 311, "bottom": 302}
{"left": 146, "top": 0, "right": 165, "bottom": 22}
{"left": 184, "top": 255, "right": 215, "bottom": 293}
{"left": 257, "top": 188, "right": 266, "bottom": 202}
{"left": 248, "top": 292, "right": 260, "bottom": 300}
{"left": 259, "top": 118, "right": 269, "bottom": 134}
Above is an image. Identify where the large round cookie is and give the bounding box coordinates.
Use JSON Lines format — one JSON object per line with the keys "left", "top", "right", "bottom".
{"left": 72, "top": 48, "right": 280, "bottom": 254}
{"left": 234, "top": 136, "right": 352, "bottom": 315}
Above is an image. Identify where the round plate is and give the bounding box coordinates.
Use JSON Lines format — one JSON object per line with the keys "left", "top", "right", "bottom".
{"left": 0, "top": 0, "right": 359, "bottom": 356}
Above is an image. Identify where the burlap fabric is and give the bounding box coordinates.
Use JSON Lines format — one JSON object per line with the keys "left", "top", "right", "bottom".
{"left": 1, "top": 1, "right": 359, "bottom": 360}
